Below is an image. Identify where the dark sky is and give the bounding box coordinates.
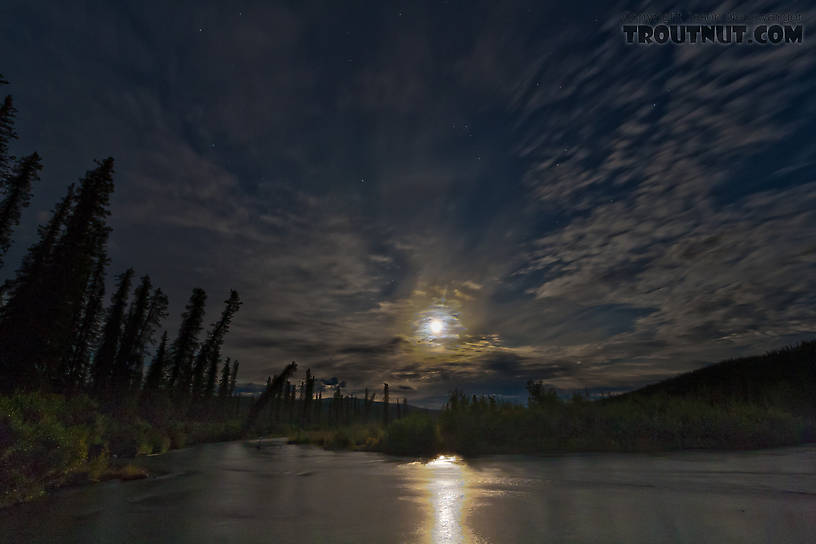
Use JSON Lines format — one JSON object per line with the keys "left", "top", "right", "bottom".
{"left": 2, "top": 1, "right": 815, "bottom": 406}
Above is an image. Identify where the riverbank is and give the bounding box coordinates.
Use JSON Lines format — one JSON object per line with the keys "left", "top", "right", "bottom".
{"left": 290, "top": 342, "right": 816, "bottom": 458}
{"left": 0, "top": 392, "right": 245, "bottom": 507}
{"left": 287, "top": 395, "right": 816, "bottom": 458}
{"left": 5, "top": 393, "right": 814, "bottom": 509}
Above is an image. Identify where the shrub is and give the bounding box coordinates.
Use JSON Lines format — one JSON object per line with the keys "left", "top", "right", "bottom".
{"left": 0, "top": 392, "right": 109, "bottom": 506}
{"left": 382, "top": 414, "right": 441, "bottom": 456}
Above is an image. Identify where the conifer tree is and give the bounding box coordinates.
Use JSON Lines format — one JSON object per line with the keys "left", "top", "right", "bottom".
{"left": 0, "top": 153, "right": 41, "bottom": 268}
{"left": 302, "top": 368, "right": 315, "bottom": 423}
{"left": 137, "top": 287, "right": 169, "bottom": 378}
{"left": 0, "top": 184, "right": 74, "bottom": 391}
{"left": 228, "top": 359, "right": 239, "bottom": 396}
{"left": 192, "top": 290, "right": 241, "bottom": 400}
{"left": 217, "top": 357, "right": 231, "bottom": 398}
{"left": 286, "top": 381, "right": 296, "bottom": 423}
{"left": 112, "top": 275, "right": 152, "bottom": 393}
{"left": 168, "top": 287, "right": 207, "bottom": 397}
{"left": 0, "top": 81, "right": 17, "bottom": 180}
{"left": 331, "top": 385, "right": 342, "bottom": 426}
{"left": 244, "top": 361, "right": 295, "bottom": 430}
{"left": 364, "top": 388, "right": 375, "bottom": 421}
{"left": 61, "top": 242, "right": 108, "bottom": 390}
{"left": 383, "top": 383, "right": 390, "bottom": 426}
{"left": 41, "top": 159, "right": 115, "bottom": 384}
{"left": 143, "top": 331, "right": 169, "bottom": 392}
{"left": 92, "top": 268, "right": 134, "bottom": 393}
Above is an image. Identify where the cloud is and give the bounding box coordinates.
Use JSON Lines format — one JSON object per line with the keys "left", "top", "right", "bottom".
{"left": 1, "top": 0, "right": 814, "bottom": 407}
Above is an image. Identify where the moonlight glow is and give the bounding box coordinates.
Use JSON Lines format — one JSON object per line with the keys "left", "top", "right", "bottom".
{"left": 429, "top": 319, "right": 444, "bottom": 335}
{"left": 416, "top": 303, "right": 465, "bottom": 345}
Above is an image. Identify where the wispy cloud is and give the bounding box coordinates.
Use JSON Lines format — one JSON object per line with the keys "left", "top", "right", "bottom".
{"left": 1, "top": 0, "right": 814, "bottom": 406}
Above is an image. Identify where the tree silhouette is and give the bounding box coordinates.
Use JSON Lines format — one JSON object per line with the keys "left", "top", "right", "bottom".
{"left": 383, "top": 383, "right": 390, "bottom": 426}
{"left": 217, "top": 357, "right": 232, "bottom": 398}
{"left": 302, "top": 368, "right": 315, "bottom": 424}
{"left": 61, "top": 244, "right": 108, "bottom": 391}
{"left": 42, "top": 159, "right": 114, "bottom": 385}
{"left": 168, "top": 288, "right": 207, "bottom": 398}
{"left": 137, "top": 287, "right": 169, "bottom": 380}
{"left": 143, "top": 331, "right": 169, "bottom": 392}
{"left": 363, "top": 388, "right": 375, "bottom": 421}
{"left": 0, "top": 81, "right": 17, "bottom": 180}
{"left": 0, "top": 184, "right": 75, "bottom": 391}
{"left": 92, "top": 268, "right": 134, "bottom": 393}
{"left": 112, "top": 275, "right": 152, "bottom": 393}
{"left": 0, "top": 153, "right": 41, "bottom": 268}
{"left": 228, "top": 360, "right": 239, "bottom": 396}
{"left": 192, "top": 290, "right": 241, "bottom": 401}
{"left": 245, "top": 361, "right": 296, "bottom": 430}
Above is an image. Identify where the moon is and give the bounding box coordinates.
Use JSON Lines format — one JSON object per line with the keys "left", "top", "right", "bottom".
{"left": 429, "top": 318, "right": 444, "bottom": 335}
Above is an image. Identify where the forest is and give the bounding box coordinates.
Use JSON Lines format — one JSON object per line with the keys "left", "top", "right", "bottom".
{"left": 0, "top": 74, "right": 416, "bottom": 506}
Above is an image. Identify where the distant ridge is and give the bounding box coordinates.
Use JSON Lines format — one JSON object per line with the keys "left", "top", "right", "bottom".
{"left": 615, "top": 340, "right": 816, "bottom": 416}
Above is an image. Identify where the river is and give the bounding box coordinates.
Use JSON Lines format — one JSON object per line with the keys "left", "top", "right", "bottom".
{"left": 1, "top": 440, "right": 814, "bottom": 543}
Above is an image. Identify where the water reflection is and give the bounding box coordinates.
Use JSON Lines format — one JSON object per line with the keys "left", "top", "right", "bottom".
{"left": 2, "top": 442, "right": 814, "bottom": 543}
{"left": 423, "top": 455, "right": 468, "bottom": 543}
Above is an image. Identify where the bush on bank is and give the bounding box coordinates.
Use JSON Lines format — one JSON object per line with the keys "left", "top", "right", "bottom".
{"left": 0, "top": 392, "right": 244, "bottom": 507}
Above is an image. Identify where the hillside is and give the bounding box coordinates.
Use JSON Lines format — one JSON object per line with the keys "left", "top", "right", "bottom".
{"left": 616, "top": 341, "right": 816, "bottom": 416}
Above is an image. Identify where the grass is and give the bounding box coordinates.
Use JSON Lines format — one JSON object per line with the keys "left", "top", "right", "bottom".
{"left": 100, "top": 463, "right": 150, "bottom": 482}
{"left": 287, "top": 424, "right": 384, "bottom": 451}
{"left": 0, "top": 391, "right": 245, "bottom": 507}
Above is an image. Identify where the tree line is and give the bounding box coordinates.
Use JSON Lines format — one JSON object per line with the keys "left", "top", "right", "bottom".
{"left": 245, "top": 360, "right": 409, "bottom": 432}
{"left": 0, "top": 74, "right": 242, "bottom": 416}
{"left": 0, "top": 74, "right": 409, "bottom": 429}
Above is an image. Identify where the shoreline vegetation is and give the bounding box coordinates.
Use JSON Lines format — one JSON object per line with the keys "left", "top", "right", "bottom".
{"left": 1, "top": 343, "right": 814, "bottom": 509}
{"left": 287, "top": 344, "right": 815, "bottom": 458}
{"left": 0, "top": 73, "right": 250, "bottom": 507}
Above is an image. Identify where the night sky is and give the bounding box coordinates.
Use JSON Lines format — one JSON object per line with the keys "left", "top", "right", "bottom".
{"left": 2, "top": 1, "right": 814, "bottom": 406}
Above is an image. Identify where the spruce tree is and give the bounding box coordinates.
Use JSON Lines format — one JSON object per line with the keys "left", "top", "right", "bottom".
{"left": 92, "top": 268, "right": 134, "bottom": 393}
{"left": 108, "top": 278, "right": 167, "bottom": 394}
{"left": 363, "top": 388, "right": 375, "bottom": 421}
{"left": 203, "top": 353, "right": 220, "bottom": 402}
{"left": 244, "top": 361, "right": 295, "bottom": 430}
{"left": 0, "top": 82, "right": 17, "bottom": 179}
{"left": 168, "top": 287, "right": 207, "bottom": 397}
{"left": 135, "top": 287, "right": 169, "bottom": 383}
{"left": 61, "top": 240, "right": 108, "bottom": 391}
{"left": 0, "top": 153, "right": 41, "bottom": 268}
{"left": 302, "top": 368, "right": 315, "bottom": 423}
{"left": 383, "top": 383, "right": 390, "bottom": 426}
{"left": 41, "top": 159, "right": 115, "bottom": 385}
{"left": 112, "top": 275, "right": 152, "bottom": 393}
{"left": 0, "top": 184, "right": 74, "bottom": 391}
{"left": 217, "top": 357, "right": 231, "bottom": 398}
{"left": 192, "top": 290, "right": 241, "bottom": 400}
{"left": 143, "top": 331, "right": 169, "bottom": 392}
{"left": 228, "top": 360, "right": 239, "bottom": 396}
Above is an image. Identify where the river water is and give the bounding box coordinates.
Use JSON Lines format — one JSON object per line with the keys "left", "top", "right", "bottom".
{"left": 1, "top": 439, "right": 814, "bottom": 543}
